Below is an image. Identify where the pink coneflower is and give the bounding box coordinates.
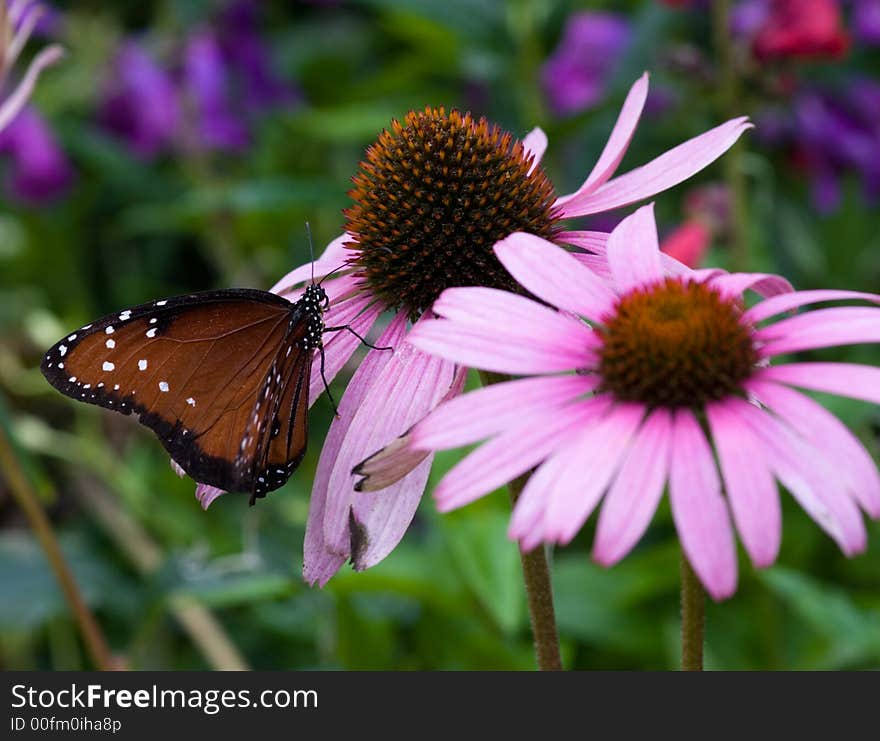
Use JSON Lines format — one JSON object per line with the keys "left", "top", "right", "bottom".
{"left": 393, "top": 204, "right": 880, "bottom": 600}
{"left": 204, "top": 73, "right": 753, "bottom": 585}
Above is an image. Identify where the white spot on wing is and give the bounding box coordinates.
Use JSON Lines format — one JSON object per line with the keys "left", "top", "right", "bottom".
{"left": 119, "top": 310, "right": 131, "bottom": 321}
{"left": 146, "top": 328, "right": 157, "bottom": 338}
{"left": 156, "top": 300, "right": 167, "bottom": 306}
{"left": 159, "top": 381, "right": 169, "bottom": 392}
{"left": 68, "top": 376, "right": 76, "bottom": 382}
{"left": 58, "top": 362, "right": 63, "bottom": 369}
{"left": 105, "top": 338, "right": 115, "bottom": 349}
{"left": 114, "top": 384, "right": 120, "bottom": 390}
{"left": 138, "top": 359, "right": 148, "bottom": 371}
{"left": 102, "top": 361, "right": 115, "bottom": 371}
{"left": 68, "top": 334, "right": 76, "bottom": 341}
{"left": 186, "top": 397, "right": 196, "bottom": 407}
{"left": 105, "top": 326, "right": 114, "bottom": 335}
{"left": 149, "top": 317, "right": 157, "bottom": 324}
{"left": 59, "top": 344, "right": 67, "bottom": 356}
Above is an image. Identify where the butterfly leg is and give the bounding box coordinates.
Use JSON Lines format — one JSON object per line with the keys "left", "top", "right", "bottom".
{"left": 323, "top": 324, "right": 394, "bottom": 352}
{"left": 318, "top": 345, "right": 340, "bottom": 418}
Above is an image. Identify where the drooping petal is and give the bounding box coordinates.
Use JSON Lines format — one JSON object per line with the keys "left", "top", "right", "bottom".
{"left": 555, "top": 73, "right": 650, "bottom": 209}
{"left": 522, "top": 127, "right": 548, "bottom": 174}
{"left": 410, "top": 288, "right": 597, "bottom": 375}
{"left": 707, "top": 400, "right": 781, "bottom": 569}
{"left": 748, "top": 379, "right": 880, "bottom": 517}
{"left": 323, "top": 330, "right": 457, "bottom": 555}
{"left": 268, "top": 233, "right": 355, "bottom": 294}
{"left": 512, "top": 403, "right": 643, "bottom": 550}
{"left": 412, "top": 373, "right": 598, "bottom": 450}
{"left": 707, "top": 272, "right": 794, "bottom": 301}
{"left": 435, "top": 397, "right": 609, "bottom": 512}
{"left": 730, "top": 399, "right": 866, "bottom": 555}
{"left": 493, "top": 233, "right": 617, "bottom": 320}
{"left": 557, "top": 117, "right": 752, "bottom": 218}
{"left": 352, "top": 366, "right": 467, "bottom": 492}
{"left": 606, "top": 203, "right": 663, "bottom": 291}
{"left": 307, "top": 295, "right": 381, "bottom": 407}
{"left": 195, "top": 483, "right": 226, "bottom": 510}
{"left": 349, "top": 455, "right": 436, "bottom": 570}
{"left": 303, "top": 313, "right": 407, "bottom": 585}
{"left": 593, "top": 408, "right": 673, "bottom": 565}
{"left": 668, "top": 410, "right": 737, "bottom": 601}
{"left": 756, "top": 307, "right": 880, "bottom": 356}
{"left": 743, "top": 289, "right": 880, "bottom": 325}
{"left": 755, "top": 363, "right": 880, "bottom": 405}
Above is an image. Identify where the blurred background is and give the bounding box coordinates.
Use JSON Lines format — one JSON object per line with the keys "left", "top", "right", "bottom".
{"left": 1, "top": 0, "right": 879, "bottom": 670}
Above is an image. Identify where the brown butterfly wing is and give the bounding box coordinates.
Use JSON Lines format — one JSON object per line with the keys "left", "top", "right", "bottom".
{"left": 41, "top": 289, "right": 306, "bottom": 494}
{"left": 243, "top": 323, "right": 314, "bottom": 503}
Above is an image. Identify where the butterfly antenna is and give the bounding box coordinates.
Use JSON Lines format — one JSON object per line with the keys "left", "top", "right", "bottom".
{"left": 306, "top": 221, "right": 315, "bottom": 285}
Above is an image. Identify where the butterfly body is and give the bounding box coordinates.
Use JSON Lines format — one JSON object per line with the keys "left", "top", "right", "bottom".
{"left": 41, "top": 284, "right": 329, "bottom": 503}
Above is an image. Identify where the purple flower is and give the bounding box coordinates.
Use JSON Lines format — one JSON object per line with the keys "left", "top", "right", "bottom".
{"left": 99, "top": 41, "right": 179, "bottom": 158}
{"left": 754, "top": 78, "right": 880, "bottom": 212}
{"left": 0, "top": 105, "right": 71, "bottom": 203}
{"left": 181, "top": 29, "right": 249, "bottom": 153}
{"left": 215, "top": 0, "right": 299, "bottom": 113}
{"left": 853, "top": 0, "right": 880, "bottom": 45}
{"left": 541, "top": 12, "right": 631, "bottom": 116}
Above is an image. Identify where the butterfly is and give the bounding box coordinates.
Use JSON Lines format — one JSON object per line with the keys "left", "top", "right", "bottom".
{"left": 41, "top": 283, "right": 339, "bottom": 505}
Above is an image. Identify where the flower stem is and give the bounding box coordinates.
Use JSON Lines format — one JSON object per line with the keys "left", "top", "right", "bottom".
{"left": 712, "top": 0, "right": 749, "bottom": 273}
{"left": 680, "top": 551, "right": 705, "bottom": 671}
{"left": 479, "top": 370, "right": 562, "bottom": 671}
{"left": 0, "top": 422, "right": 114, "bottom": 670}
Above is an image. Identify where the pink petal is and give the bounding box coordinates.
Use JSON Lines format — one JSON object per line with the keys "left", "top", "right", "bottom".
{"left": 323, "top": 329, "right": 457, "bottom": 555}
{"left": 512, "top": 403, "right": 644, "bottom": 549}
{"left": 170, "top": 458, "right": 186, "bottom": 478}
{"left": 743, "top": 289, "right": 880, "bottom": 325}
{"left": 593, "top": 409, "right": 673, "bottom": 565}
{"left": 412, "top": 373, "right": 596, "bottom": 450}
{"left": 307, "top": 295, "right": 381, "bottom": 408}
{"left": 349, "top": 455, "right": 436, "bottom": 570}
{"left": 195, "top": 484, "right": 226, "bottom": 510}
{"left": 268, "top": 233, "right": 354, "bottom": 294}
{"left": 493, "top": 233, "right": 617, "bottom": 320}
{"left": 747, "top": 379, "right": 880, "bottom": 518}
{"left": 558, "top": 117, "right": 752, "bottom": 218}
{"left": 435, "top": 397, "right": 610, "bottom": 512}
{"left": 410, "top": 288, "right": 597, "bottom": 375}
{"left": 606, "top": 203, "right": 663, "bottom": 292}
{"left": 707, "top": 401, "right": 781, "bottom": 569}
{"left": 571, "top": 252, "right": 614, "bottom": 284}
{"left": 303, "top": 313, "right": 408, "bottom": 585}
{"left": 756, "top": 307, "right": 880, "bottom": 357}
{"left": 730, "top": 400, "right": 866, "bottom": 555}
{"left": 353, "top": 367, "right": 467, "bottom": 492}
{"left": 555, "top": 73, "right": 650, "bottom": 211}
{"left": 755, "top": 363, "right": 880, "bottom": 405}
{"left": 559, "top": 230, "right": 609, "bottom": 253}
{"left": 707, "top": 272, "right": 794, "bottom": 301}
{"left": 522, "top": 127, "right": 548, "bottom": 175}
{"left": 566, "top": 228, "right": 692, "bottom": 279}
{"left": 668, "top": 410, "right": 737, "bottom": 601}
